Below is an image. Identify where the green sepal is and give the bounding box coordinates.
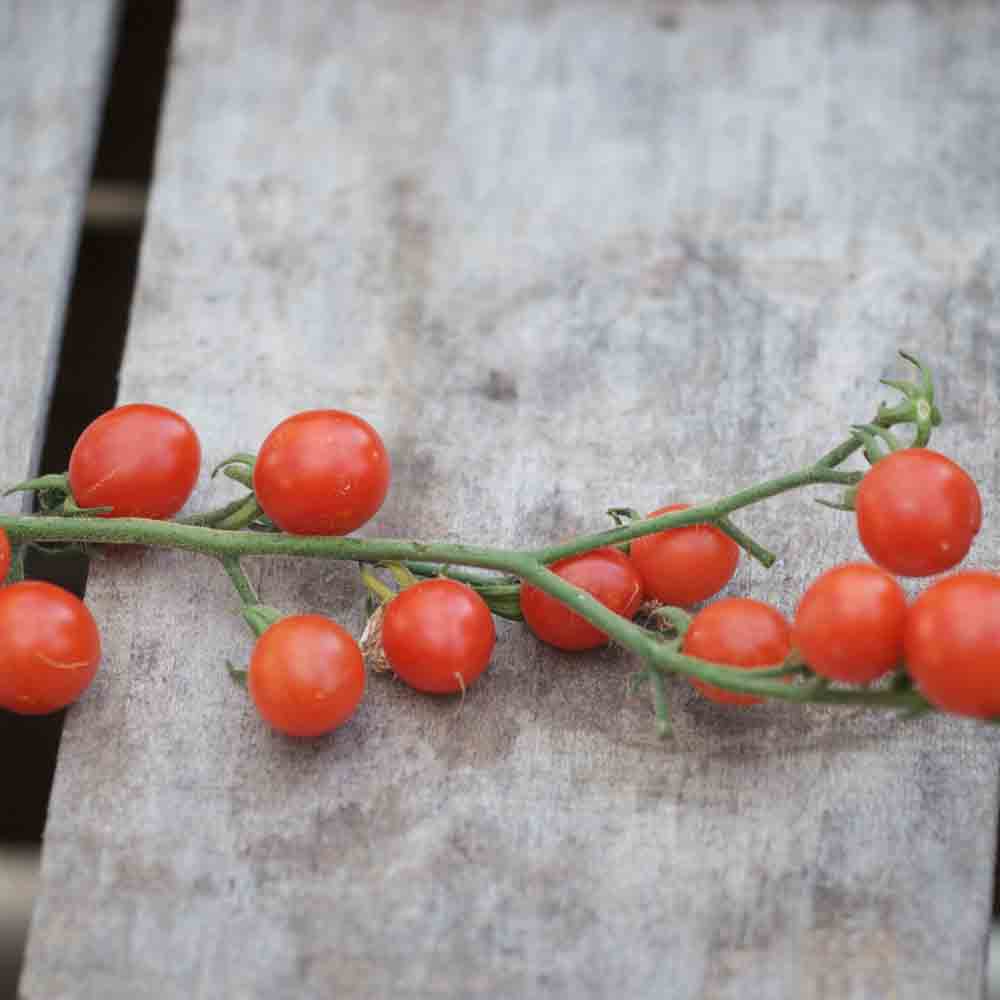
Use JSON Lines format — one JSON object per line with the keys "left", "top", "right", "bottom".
{"left": 58, "top": 498, "right": 115, "bottom": 517}
{"left": 223, "top": 466, "right": 254, "bottom": 489}
{"left": 226, "top": 661, "right": 249, "bottom": 688}
{"left": 211, "top": 453, "right": 257, "bottom": 479}
{"left": 3, "top": 473, "right": 70, "bottom": 498}
{"left": 241, "top": 603, "right": 284, "bottom": 637}
{"left": 607, "top": 507, "right": 641, "bottom": 527}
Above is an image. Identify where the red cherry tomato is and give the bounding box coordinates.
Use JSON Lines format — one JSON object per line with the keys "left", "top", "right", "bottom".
{"left": 0, "top": 581, "right": 101, "bottom": 715}
{"left": 855, "top": 448, "right": 981, "bottom": 577}
{"left": 521, "top": 548, "right": 644, "bottom": 652}
{"left": 382, "top": 579, "right": 496, "bottom": 694}
{"left": 630, "top": 503, "right": 740, "bottom": 606}
{"left": 904, "top": 571, "right": 1000, "bottom": 718}
{"left": 793, "top": 562, "right": 907, "bottom": 684}
{"left": 253, "top": 410, "right": 391, "bottom": 535}
{"left": 0, "top": 529, "right": 10, "bottom": 582}
{"left": 249, "top": 614, "right": 365, "bottom": 737}
{"left": 682, "top": 597, "right": 791, "bottom": 705}
{"left": 68, "top": 403, "right": 202, "bottom": 518}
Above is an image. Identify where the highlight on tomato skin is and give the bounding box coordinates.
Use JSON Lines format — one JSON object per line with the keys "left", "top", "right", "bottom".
{"left": 904, "top": 571, "right": 1000, "bottom": 719}
{"left": 682, "top": 597, "right": 792, "bottom": 706}
{"left": 0, "top": 528, "right": 10, "bottom": 582}
{"left": 793, "top": 562, "right": 907, "bottom": 684}
{"left": 248, "top": 614, "right": 365, "bottom": 738}
{"left": 253, "top": 410, "right": 391, "bottom": 536}
{"left": 381, "top": 579, "right": 496, "bottom": 694}
{"left": 521, "top": 547, "right": 644, "bottom": 652}
{"left": 855, "top": 448, "right": 981, "bottom": 577}
{"left": 630, "top": 503, "right": 740, "bottom": 607}
{"left": 68, "top": 403, "right": 202, "bottom": 519}
{"left": 0, "top": 581, "right": 102, "bottom": 716}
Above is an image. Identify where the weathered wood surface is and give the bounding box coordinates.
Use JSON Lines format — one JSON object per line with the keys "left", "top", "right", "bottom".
{"left": 22, "top": 2, "right": 1000, "bottom": 997}
{"left": 0, "top": 0, "right": 117, "bottom": 489}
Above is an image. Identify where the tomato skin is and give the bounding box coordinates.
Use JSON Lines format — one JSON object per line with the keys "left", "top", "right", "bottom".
{"left": 0, "top": 529, "right": 10, "bottom": 582}
{"left": 793, "top": 563, "right": 907, "bottom": 684}
{"left": 253, "top": 410, "right": 391, "bottom": 536}
{"left": 249, "top": 615, "right": 365, "bottom": 737}
{"left": 68, "top": 403, "right": 202, "bottom": 518}
{"left": 521, "top": 548, "right": 644, "bottom": 652}
{"left": 904, "top": 572, "right": 1000, "bottom": 718}
{"left": 855, "top": 449, "right": 981, "bottom": 577}
{"left": 382, "top": 579, "right": 496, "bottom": 694}
{"left": 682, "top": 597, "right": 791, "bottom": 706}
{"left": 630, "top": 503, "right": 739, "bottom": 606}
{"left": 0, "top": 581, "right": 101, "bottom": 715}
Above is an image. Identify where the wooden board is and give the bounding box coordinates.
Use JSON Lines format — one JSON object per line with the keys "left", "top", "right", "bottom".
{"left": 22, "top": 2, "right": 1000, "bottom": 997}
{"left": 0, "top": 0, "right": 117, "bottom": 492}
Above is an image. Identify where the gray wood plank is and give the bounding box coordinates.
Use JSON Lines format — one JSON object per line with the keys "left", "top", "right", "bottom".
{"left": 22, "top": 1, "right": 1000, "bottom": 997}
{"left": 0, "top": 0, "right": 118, "bottom": 488}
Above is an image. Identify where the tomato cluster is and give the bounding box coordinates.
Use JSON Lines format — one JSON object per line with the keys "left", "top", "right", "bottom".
{"left": 0, "top": 396, "right": 995, "bottom": 737}
{"left": 519, "top": 446, "right": 994, "bottom": 721}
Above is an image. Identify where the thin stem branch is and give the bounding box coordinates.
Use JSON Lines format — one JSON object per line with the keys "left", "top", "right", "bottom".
{"left": 716, "top": 516, "right": 776, "bottom": 568}
{"left": 220, "top": 555, "right": 259, "bottom": 606}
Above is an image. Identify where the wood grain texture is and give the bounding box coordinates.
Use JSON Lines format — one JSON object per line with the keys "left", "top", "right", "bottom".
{"left": 22, "top": 2, "right": 1000, "bottom": 997}
{"left": 0, "top": 0, "right": 117, "bottom": 489}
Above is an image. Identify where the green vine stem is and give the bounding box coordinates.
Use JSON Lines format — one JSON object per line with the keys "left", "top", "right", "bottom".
{"left": 0, "top": 351, "right": 940, "bottom": 724}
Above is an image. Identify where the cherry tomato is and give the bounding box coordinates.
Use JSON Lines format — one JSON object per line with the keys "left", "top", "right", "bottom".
{"left": 382, "top": 579, "right": 496, "bottom": 694}
{"left": 0, "top": 581, "right": 101, "bottom": 715}
{"left": 521, "top": 548, "right": 644, "bottom": 651}
{"left": 68, "top": 403, "right": 201, "bottom": 518}
{"left": 253, "top": 410, "right": 391, "bottom": 535}
{"left": 0, "top": 528, "right": 10, "bottom": 582}
{"left": 793, "top": 562, "right": 907, "bottom": 684}
{"left": 855, "top": 448, "right": 981, "bottom": 577}
{"left": 630, "top": 503, "right": 740, "bottom": 606}
{"left": 249, "top": 614, "right": 365, "bottom": 737}
{"left": 904, "top": 571, "right": 1000, "bottom": 718}
{"left": 682, "top": 597, "right": 791, "bottom": 705}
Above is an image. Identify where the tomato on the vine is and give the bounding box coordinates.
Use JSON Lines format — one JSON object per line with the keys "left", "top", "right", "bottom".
{"left": 855, "top": 448, "right": 981, "bottom": 577}
{"left": 629, "top": 503, "right": 739, "bottom": 606}
{"left": 68, "top": 403, "right": 202, "bottom": 518}
{"left": 904, "top": 571, "right": 1000, "bottom": 718}
{"left": 0, "top": 528, "right": 10, "bottom": 582}
{"left": 521, "top": 547, "right": 643, "bottom": 652}
{"left": 253, "top": 410, "right": 391, "bottom": 536}
{"left": 249, "top": 614, "right": 365, "bottom": 737}
{"left": 793, "top": 562, "right": 907, "bottom": 684}
{"left": 682, "top": 597, "right": 791, "bottom": 705}
{"left": 0, "top": 581, "right": 101, "bottom": 715}
{"left": 382, "top": 579, "right": 496, "bottom": 694}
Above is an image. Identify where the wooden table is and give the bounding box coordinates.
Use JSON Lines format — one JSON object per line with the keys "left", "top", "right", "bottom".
{"left": 11, "top": 2, "right": 1000, "bottom": 997}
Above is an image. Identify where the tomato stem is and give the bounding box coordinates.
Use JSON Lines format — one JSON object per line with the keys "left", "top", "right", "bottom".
{"left": 0, "top": 351, "right": 943, "bottom": 728}
{"left": 220, "top": 555, "right": 259, "bottom": 607}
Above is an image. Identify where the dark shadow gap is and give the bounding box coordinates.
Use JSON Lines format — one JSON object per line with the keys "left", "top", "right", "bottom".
{"left": 1, "top": 0, "right": 178, "bottom": 848}
{"left": 2, "top": 1, "right": 178, "bottom": 994}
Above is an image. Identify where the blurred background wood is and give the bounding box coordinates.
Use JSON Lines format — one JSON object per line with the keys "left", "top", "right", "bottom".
{"left": 15, "top": 1, "right": 1000, "bottom": 997}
